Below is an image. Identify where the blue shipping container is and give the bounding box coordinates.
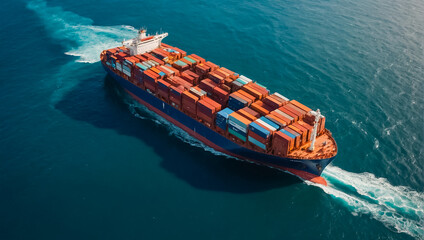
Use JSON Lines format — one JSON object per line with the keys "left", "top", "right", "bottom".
{"left": 248, "top": 136, "right": 266, "bottom": 150}
{"left": 259, "top": 116, "right": 280, "bottom": 130}
{"left": 279, "top": 129, "right": 296, "bottom": 139}
{"left": 249, "top": 122, "right": 271, "bottom": 139}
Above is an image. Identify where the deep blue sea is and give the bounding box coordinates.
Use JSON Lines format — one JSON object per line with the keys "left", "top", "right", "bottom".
{"left": 1, "top": 0, "right": 423, "bottom": 239}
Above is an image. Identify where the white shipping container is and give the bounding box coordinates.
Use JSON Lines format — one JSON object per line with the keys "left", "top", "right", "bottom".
{"left": 123, "top": 70, "right": 131, "bottom": 77}
{"left": 116, "top": 63, "right": 122, "bottom": 72}
{"left": 228, "top": 121, "right": 247, "bottom": 133}
{"left": 256, "top": 119, "right": 277, "bottom": 132}
{"left": 274, "top": 93, "right": 289, "bottom": 101}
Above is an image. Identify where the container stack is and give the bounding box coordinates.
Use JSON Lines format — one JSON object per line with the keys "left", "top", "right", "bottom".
{"left": 196, "top": 97, "right": 221, "bottom": 127}
{"left": 212, "top": 86, "right": 230, "bottom": 106}
{"left": 248, "top": 121, "right": 273, "bottom": 151}
{"left": 143, "top": 69, "right": 160, "bottom": 94}
{"left": 227, "top": 112, "right": 252, "bottom": 143}
{"left": 169, "top": 85, "right": 185, "bottom": 109}
{"left": 102, "top": 42, "right": 328, "bottom": 158}
{"left": 227, "top": 90, "right": 255, "bottom": 111}
{"left": 273, "top": 130, "right": 295, "bottom": 157}
{"left": 198, "top": 79, "right": 218, "bottom": 96}
{"left": 181, "top": 91, "right": 199, "bottom": 117}
{"left": 215, "top": 108, "right": 234, "bottom": 134}
{"left": 157, "top": 79, "right": 171, "bottom": 102}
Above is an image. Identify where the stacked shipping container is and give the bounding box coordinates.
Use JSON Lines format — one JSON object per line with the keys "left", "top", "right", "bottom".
{"left": 102, "top": 43, "right": 326, "bottom": 158}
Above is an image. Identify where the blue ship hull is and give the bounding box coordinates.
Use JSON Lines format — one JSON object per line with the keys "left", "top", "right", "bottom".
{"left": 103, "top": 64, "right": 335, "bottom": 180}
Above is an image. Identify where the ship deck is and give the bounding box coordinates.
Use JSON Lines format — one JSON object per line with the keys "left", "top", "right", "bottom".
{"left": 288, "top": 130, "right": 337, "bottom": 160}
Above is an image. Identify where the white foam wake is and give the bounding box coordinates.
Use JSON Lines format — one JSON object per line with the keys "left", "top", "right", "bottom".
{"left": 27, "top": 0, "right": 137, "bottom": 63}
{"left": 311, "top": 166, "right": 424, "bottom": 239}
{"left": 127, "top": 98, "right": 423, "bottom": 239}
{"left": 27, "top": 2, "right": 424, "bottom": 238}
{"left": 125, "top": 99, "right": 234, "bottom": 159}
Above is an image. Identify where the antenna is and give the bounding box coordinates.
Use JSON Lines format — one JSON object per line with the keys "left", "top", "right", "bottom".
{"left": 308, "top": 109, "right": 325, "bottom": 151}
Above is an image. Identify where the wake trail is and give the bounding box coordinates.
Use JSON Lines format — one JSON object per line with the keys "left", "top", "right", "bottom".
{"left": 129, "top": 99, "right": 424, "bottom": 239}
{"left": 314, "top": 166, "right": 424, "bottom": 239}
{"left": 27, "top": 1, "right": 424, "bottom": 238}
{"left": 27, "top": 0, "right": 137, "bottom": 63}
{"left": 26, "top": 0, "right": 137, "bottom": 103}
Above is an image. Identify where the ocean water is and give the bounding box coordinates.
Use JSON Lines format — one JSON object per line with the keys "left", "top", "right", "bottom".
{"left": 0, "top": 0, "right": 423, "bottom": 239}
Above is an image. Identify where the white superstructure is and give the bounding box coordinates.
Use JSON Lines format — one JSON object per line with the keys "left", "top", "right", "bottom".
{"left": 123, "top": 29, "right": 168, "bottom": 56}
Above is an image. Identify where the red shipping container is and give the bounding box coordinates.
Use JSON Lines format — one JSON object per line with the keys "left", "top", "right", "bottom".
{"left": 209, "top": 72, "right": 225, "bottom": 84}
{"left": 248, "top": 83, "right": 269, "bottom": 97}
{"left": 169, "top": 85, "right": 184, "bottom": 109}
{"left": 189, "top": 54, "right": 205, "bottom": 63}
{"left": 270, "top": 111, "right": 292, "bottom": 125}
{"left": 242, "top": 107, "right": 260, "bottom": 118}
{"left": 144, "top": 81, "right": 157, "bottom": 94}
{"left": 183, "top": 70, "right": 200, "bottom": 84}
{"left": 181, "top": 72, "right": 195, "bottom": 85}
{"left": 197, "top": 99, "right": 216, "bottom": 118}
{"left": 241, "top": 85, "right": 262, "bottom": 100}
{"left": 237, "top": 90, "right": 256, "bottom": 102}
{"left": 194, "top": 64, "right": 211, "bottom": 76}
{"left": 232, "top": 91, "right": 254, "bottom": 105}
{"left": 248, "top": 130, "right": 270, "bottom": 145}
{"left": 297, "top": 121, "right": 313, "bottom": 141}
{"left": 203, "top": 97, "right": 222, "bottom": 112}
{"left": 237, "top": 109, "right": 257, "bottom": 122}
{"left": 220, "top": 84, "right": 232, "bottom": 93}
{"left": 212, "top": 86, "right": 230, "bottom": 105}
{"left": 134, "top": 55, "right": 147, "bottom": 62}
{"left": 279, "top": 106, "right": 300, "bottom": 121}
{"left": 199, "top": 79, "right": 218, "bottom": 94}
{"left": 288, "top": 125, "right": 306, "bottom": 144}
{"left": 220, "top": 67, "right": 239, "bottom": 80}
{"left": 283, "top": 127, "right": 301, "bottom": 149}
{"left": 204, "top": 61, "right": 219, "bottom": 71}
{"left": 189, "top": 86, "right": 206, "bottom": 99}
{"left": 266, "top": 114, "right": 287, "bottom": 128}
{"left": 182, "top": 91, "right": 199, "bottom": 116}
{"left": 251, "top": 101, "right": 270, "bottom": 116}
{"left": 157, "top": 79, "right": 171, "bottom": 101}
{"left": 273, "top": 131, "right": 293, "bottom": 156}
{"left": 263, "top": 96, "right": 283, "bottom": 109}
{"left": 293, "top": 122, "right": 310, "bottom": 141}
{"left": 285, "top": 103, "right": 307, "bottom": 117}
{"left": 164, "top": 65, "right": 180, "bottom": 76}
{"left": 319, "top": 116, "right": 326, "bottom": 134}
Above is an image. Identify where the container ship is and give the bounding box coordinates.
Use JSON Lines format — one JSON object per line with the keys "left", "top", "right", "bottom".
{"left": 100, "top": 30, "right": 337, "bottom": 185}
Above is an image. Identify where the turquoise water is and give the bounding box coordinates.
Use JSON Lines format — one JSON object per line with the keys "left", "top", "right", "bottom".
{"left": 1, "top": 0, "right": 423, "bottom": 239}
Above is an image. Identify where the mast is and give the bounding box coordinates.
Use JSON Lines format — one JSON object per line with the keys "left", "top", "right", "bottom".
{"left": 308, "top": 109, "right": 324, "bottom": 151}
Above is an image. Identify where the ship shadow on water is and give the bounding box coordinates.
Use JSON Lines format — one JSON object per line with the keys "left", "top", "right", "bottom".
{"left": 55, "top": 72, "right": 301, "bottom": 193}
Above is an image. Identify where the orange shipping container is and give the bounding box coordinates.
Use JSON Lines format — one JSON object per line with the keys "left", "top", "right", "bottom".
{"left": 189, "top": 54, "right": 205, "bottom": 63}
{"left": 237, "top": 109, "right": 257, "bottom": 122}
{"left": 242, "top": 85, "right": 263, "bottom": 100}
{"left": 273, "top": 131, "right": 293, "bottom": 156}
{"left": 251, "top": 101, "right": 270, "bottom": 116}
{"left": 205, "top": 61, "right": 219, "bottom": 71}
{"left": 288, "top": 125, "right": 306, "bottom": 144}
{"left": 270, "top": 111, "right": 292, "bottom": 125}
{"left": 242, "top": 107, "right": 260, "bottom": 118}
{"left": 237, "top": 90, "right": 256, "bottom": 102}
{"left": 279, "top": 106, "right": 300, "bottom": 121}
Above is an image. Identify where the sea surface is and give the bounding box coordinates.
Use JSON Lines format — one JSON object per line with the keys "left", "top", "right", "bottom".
{"left": 0, "top": 0, "right": 423, "bottom": 239}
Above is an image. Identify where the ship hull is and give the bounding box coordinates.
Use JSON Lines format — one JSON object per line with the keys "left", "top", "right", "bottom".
{"left": 103, "top": 64, "right": 335, "bottom": 184}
